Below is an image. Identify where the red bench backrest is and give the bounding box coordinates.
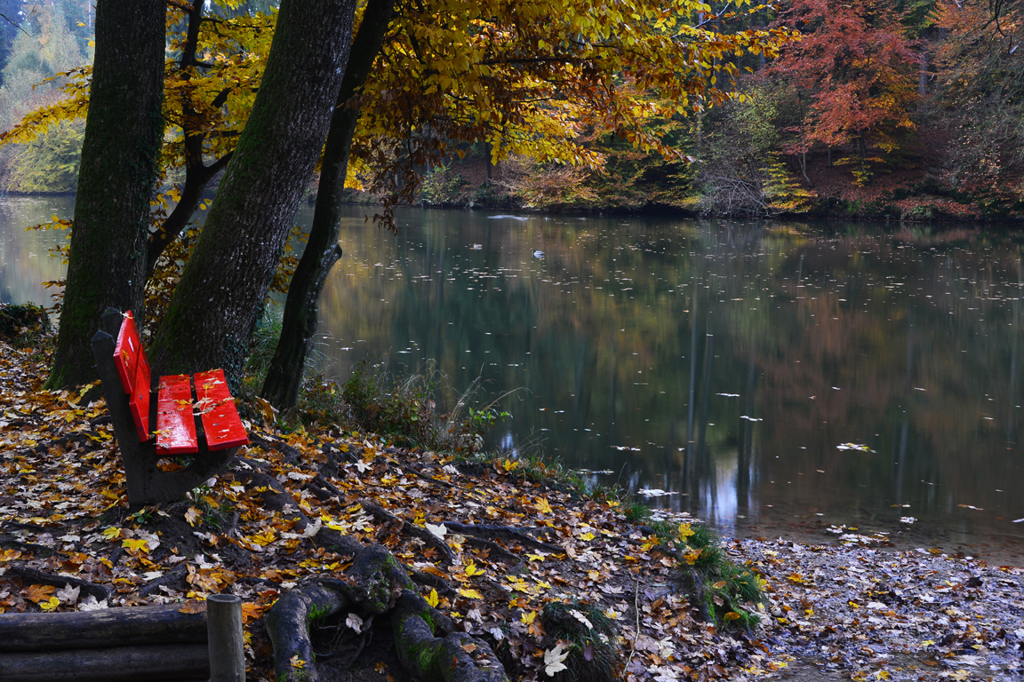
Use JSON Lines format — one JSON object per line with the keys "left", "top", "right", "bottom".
{"left": 113, "top": 311, "right": 151, "bottom": 442}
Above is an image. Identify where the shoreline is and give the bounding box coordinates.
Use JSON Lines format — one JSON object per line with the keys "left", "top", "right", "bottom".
{"left": 1, "top": 328, "right": 1023, "bottom": 680}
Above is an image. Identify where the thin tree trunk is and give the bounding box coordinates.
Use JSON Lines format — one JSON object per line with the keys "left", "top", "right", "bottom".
{"left": 150, "top": 0, "right": 357, "bottom": 382}
{"left": 260, "top": 0, "right": 396, "bottom": 410}
{"left": 146, "top": 0, "right": 233, "bottom": 276}
{"left": 46, "top": 0, "right": 165, "bottom": 389}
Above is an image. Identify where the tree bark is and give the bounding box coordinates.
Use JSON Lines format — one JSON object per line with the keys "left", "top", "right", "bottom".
{"left": 150, "top": 0, "right": 357, "bottom": 383}
{"left": 260, "top": 0, "right": 396, "bottom": 410}
{"left": 0, "top": 604, "right": 206, "bottom": 651}
{"left": 45, "top": 0, "right": 165, "bottom": 389}
{"left": 0, "top": 645, "right": 208, "bottom": 682}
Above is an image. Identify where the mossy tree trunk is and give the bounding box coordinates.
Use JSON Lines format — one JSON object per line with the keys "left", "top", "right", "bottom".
{"left": 260, "top": 0, "right": 396, "bottom": 411}
{"left": 149, "top": 0, "right": 357, "bottom": 382}
{"left": 45, "top": 0, "right": 165, "bottom": 389}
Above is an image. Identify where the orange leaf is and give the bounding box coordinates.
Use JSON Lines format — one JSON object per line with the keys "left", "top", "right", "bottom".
{"left": 24, "top": 584, "right": 56, "bottom": 604}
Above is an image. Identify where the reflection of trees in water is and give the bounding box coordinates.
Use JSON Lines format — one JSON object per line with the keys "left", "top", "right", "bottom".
{"left": 315, "top": 207, "right": 1024, "bottom": 539}
{"left": 0, "top": 196, "right": 73, "bottom": 307}
{"left": 743, "top": 234, "right": 1024, "bottom": 533}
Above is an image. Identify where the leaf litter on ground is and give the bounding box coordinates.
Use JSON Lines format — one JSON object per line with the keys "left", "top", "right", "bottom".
{"left": 0, "top": 336, "right": 1022, "bottom": 681}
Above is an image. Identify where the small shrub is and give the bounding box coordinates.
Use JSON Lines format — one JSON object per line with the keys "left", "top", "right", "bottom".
{"left": 672, "top": 522, "right": 764, "bottom": 630}
{"left": 0, "top": 303, "right": 50, "bottom": 344}
{"left": 341, "top": 358, "right": 507, "bottom": 454}
{"left": 622, "top": 501, "right": 651, "bottom": 524}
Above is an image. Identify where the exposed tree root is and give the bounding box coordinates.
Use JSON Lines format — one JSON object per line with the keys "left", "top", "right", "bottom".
{"left": 360, "top": 499, "right": 457, "bottom": 565}
{"left": 266, "top": 541, "right": 509, "bottom": 682}
{"left": 440, "top": 521, "right": 562, "bottom": 554}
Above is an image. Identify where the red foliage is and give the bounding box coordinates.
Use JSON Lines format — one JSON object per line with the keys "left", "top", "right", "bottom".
{"left": 769, "top": 0, "right": 921, "bottom": 160}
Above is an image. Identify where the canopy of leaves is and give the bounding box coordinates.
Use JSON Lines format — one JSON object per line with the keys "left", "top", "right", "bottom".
{"left": 767, "top": 0, "right": 920, "bottom": 158}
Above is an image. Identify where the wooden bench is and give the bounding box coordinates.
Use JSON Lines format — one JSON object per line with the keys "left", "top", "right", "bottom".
{"left": 91, "top": 308, "right": 249, "bottom": 508}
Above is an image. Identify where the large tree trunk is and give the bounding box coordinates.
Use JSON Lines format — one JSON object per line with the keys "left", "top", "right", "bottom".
{"left": 260, "top": 0, "right": 396, "bottom": 411}
{"left": 45, "top": 0, "right": 165, "bottom": 389}
{"left": 150, "top": 0, "right": 357, "bottom": 382}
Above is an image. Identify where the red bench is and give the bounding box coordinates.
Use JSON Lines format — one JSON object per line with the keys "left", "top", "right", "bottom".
{"left": 91, "top": 308, "right": 249, "bottom": 508}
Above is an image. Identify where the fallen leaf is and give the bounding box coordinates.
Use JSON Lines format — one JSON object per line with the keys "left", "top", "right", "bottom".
{"left": 24, "top": 584, "right": 56, "bottom": 604}
{"left": 544, "top": 642, "right": 569, "bottom": 677}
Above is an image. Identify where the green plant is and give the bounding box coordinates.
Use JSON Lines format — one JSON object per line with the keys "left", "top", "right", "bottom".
{"left": 187, "top": 484, "right": 235, "bottom": 531}
{"left": 244, "top": 306, "right": 284, "bottom": 386}
{"left": 126, "top": 506, "right": 155, "bottom": 526}
{"left": 541, "top": 601, "right": 620, "bottom": 682}
{"left": 670, "top": 522, "right": 764, "bottom": 631}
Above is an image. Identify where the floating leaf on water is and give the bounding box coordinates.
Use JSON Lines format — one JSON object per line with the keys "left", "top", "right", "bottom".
{"left": 638, "top": 488, "right": 678, "bottom": 498}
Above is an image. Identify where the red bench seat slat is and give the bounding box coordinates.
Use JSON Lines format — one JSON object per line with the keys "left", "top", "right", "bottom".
{"left": 156, "top": 375, "right": 199, "bottom": 455}
{"left": 194, "top": 370, "right": 249, "bottom": 450}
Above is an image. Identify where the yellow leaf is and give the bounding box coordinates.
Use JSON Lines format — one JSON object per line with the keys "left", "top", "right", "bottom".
{"left": 101, "top": 527, "right": 121, "bottom": 540}
{"left": 724, "top": 611, "right": 741, "bottom": 621}
{"left": 458, "top": 588, "right": 483, "bottom": 600}
{"left": 426, "top": 589, "right": 439, "bottom": 608}
{"left": 580, "top": 531, "right": 595, "bottom": 541}
{"left": 464, "top": 561, "right": 485, "bottom": 577}
{"left": 678, "top": 522, "right": 695, "bottom": 540}
{"left": 527, "top": 554, "right": 545, "bottom": 562}
{"left": 290, "top": 655, "right": 305, "bottom": 669}
{"left": 535, "top": 497, "right": 553, "bottom": 515}
{"left": 122, "top": 538, "right": 150, "bottom": 554}
{"left": 185, "top": 507, "right": 202, "bottom": 527}
{"left": 40, "top": 597, "right": 60, "bottom": 612}
{"left": 521, "top": 610, "right": 537, "bottom": 625}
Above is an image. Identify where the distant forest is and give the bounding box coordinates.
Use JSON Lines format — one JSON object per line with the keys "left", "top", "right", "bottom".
{"left": 2, "top": 0, "right": 1023, "bottom": 221}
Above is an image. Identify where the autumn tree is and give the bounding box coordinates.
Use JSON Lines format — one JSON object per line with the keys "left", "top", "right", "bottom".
{"left": 260, "top": 0, "right": 397, "bottom": 410}
{"left": 931, "top": 0, "right": 1024, "bottom": 192}
{"left": 44, "top": 0, "right": 165, "bottom": 389}
{"left": 13, "top": 0, "right": 796, "bottom": 398}
{"left": 261, "top": 0, "right": 798, "bottom": 408}
{"left": 768, "top": 0, "right": 920, "bottom": 183}
{"left": 148, "top": 0, "right": 357, "bottom": 380}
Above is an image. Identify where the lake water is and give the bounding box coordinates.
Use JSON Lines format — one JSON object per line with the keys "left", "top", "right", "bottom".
{"left": 4, "top": 198, "right": 1024, "bottom": 561}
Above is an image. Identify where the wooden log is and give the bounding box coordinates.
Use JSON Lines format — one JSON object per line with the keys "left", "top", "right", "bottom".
{"left": 0, "top": 604, "right": 206, "bottom": 651}
{"left": 0, "top": 643, "right": 209, "bottom": 682}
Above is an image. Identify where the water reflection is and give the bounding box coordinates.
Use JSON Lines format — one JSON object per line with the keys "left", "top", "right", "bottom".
{"left": 0, "top": 195, "right": 72, "bottom": 307}
{"left": 318, "top": 208, "right": 1024, "bottom": 558}
{"left": 2, "top": 197, "right": 1023, "bottom": 559}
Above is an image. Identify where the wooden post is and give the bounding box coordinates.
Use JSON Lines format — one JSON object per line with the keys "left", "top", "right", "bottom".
{"left": 207, "top": 594, "right": 245, "bottom": 682}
